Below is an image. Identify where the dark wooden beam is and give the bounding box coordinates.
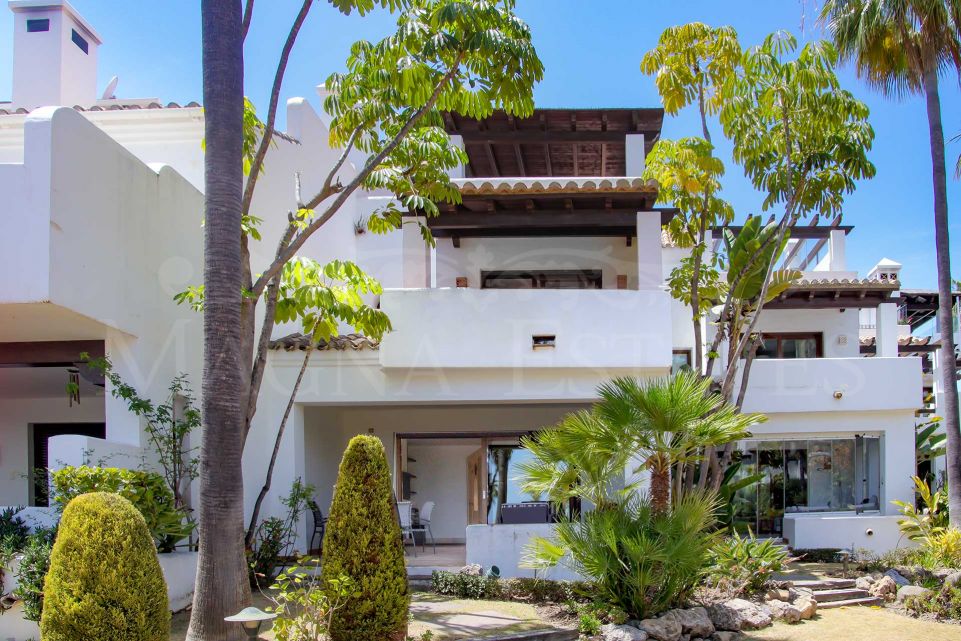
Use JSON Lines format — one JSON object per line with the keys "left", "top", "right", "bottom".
{"left": 714, "top": 224, "right": 853, "bottom": 239}
{"left": 0, "top": 340, "right": 105, "bottom": 367}
{"left": 797, "top": 216, "right": 843, "bottom": 271}
{"left": 462, "top": 130, "right": 639, "bottom": 144}
{"left": 432, "top": 226, "right": 638, "bottom": 239}
{"left": 427, "top": 209, "right": 642, "bottom": 230}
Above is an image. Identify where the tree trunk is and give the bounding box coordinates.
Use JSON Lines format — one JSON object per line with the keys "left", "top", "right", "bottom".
{"left": 245, "top": 342, "right": 314, "bottom": 548}
{"left": 187, "top": 2, "right": 249, "bottom": 640}
{"left": 922, "top": 65, "right": 961, "bottom": 527}
{"left": 649, "top": 459, "right": 671, "bottom": 515}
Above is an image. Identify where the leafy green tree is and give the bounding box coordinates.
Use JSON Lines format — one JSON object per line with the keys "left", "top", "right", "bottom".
{"left": 821, "top": 0, "right": 961, "bottom": 528}
{"left": 641, "top": 25, "right": 740, "bottom": 373}
{"left": 688, "top": 32, "right": 876, "bottom": 489}
{"left": 191, "top": 2, "right": 541, "bottom": 637}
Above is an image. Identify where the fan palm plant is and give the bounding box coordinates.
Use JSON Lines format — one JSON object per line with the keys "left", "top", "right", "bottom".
{"left": 595, "top": 371, "right": 764, "bottom": 513}
{"left": 821, "top": 0, "right": 961, "bottom": 527}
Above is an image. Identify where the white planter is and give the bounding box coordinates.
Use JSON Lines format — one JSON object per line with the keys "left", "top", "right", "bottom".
{"left": 158, "top": 550, "right": 198, "bottom": 612}
{"left": 0, "top": 602, "right": 40, "bottom": 641}
{"left": 2, "top": 554, "right": 22, "bottom": 596}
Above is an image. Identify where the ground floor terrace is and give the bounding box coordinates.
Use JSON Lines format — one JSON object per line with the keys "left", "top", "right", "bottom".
{"left": 277, "top": 399, "right": 918, "bottom": 577}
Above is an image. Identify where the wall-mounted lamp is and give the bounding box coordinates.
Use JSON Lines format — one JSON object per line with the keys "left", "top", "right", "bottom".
{"left": 833, "top": 390, "right": 844, "bottom": 400}
{"left": 224, "top": 607, "right": 277, "bottom": 639}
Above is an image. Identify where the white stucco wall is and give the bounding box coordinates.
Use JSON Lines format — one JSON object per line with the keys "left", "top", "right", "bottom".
{"left": 466, "top": 523, "right": 583, "bottom": 581}
{"left": 379, "top": 288, "right": 673, "bottom": 370}
{"left": 434, "top": 236, "right": 639, "bottom": 290}
{"left": 0, "top": 396, "right": 104, "bottom": 506}
{"left": 784, "top": 514, "right": 914, "bottom": 554}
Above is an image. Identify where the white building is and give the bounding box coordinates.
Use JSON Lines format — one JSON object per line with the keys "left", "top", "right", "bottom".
{"left": 0, "top": 0, "right": 924, "bottom": 583}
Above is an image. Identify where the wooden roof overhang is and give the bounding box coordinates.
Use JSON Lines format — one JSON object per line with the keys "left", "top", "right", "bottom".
{"left": 897, "top": 289, "right": 961, "bottom": 330}
{"left": 417, "top": 177, "right": 667, "bottom": 243}
{"left": 442, "top": 108, "right": 664, "bottom": 178}
{"left": 765, "top": 279, "right": 900, "bottom": 310}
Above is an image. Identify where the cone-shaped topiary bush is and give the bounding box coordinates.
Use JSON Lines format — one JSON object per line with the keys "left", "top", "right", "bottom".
{"left": 322, "top": 434, "right": 409, "bottom": 641}
{"left": 40, "top": 492, "right": 169, "bottom": 641}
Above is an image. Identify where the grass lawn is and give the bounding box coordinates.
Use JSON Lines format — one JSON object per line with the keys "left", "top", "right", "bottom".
{"left": 745, "top": 607, "right": 961, "bottom": 641}
{"left": 170, "top": 590, "right": 560, "bottom": 641}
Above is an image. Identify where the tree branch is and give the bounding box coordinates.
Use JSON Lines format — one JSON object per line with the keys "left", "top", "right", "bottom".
{"left": 251, "top": 53, "right": 465, "bottom": 297}
{"left": 242, "top": 0, "right": 315, "bottom": 218}
{"left": 241, "top": 0, "right": 255, "bottom": 41}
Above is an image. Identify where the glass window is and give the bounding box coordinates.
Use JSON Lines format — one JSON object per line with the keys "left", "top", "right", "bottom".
{"left": 27, "top": 19, "right": 50, "bottom": 32}
{"left": 481, "top": 270, "right": 603, "bottom": 289}
{"left": 71, "top": 29, "right": 89, "bottom": 54}
{"left": 671, "top": 350, "right": 692, "bottom": 374}
{"left": 746, "top": 333, "right": 823, "bottom": 359}
{"left": 487, "top": 445, "right": 542, "bottom": 524}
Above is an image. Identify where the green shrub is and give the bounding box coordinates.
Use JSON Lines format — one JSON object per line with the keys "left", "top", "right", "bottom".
{"left": 707, "top": 534, "right": 792, "bottom": 595}
{"left": 500, "top": 577, "right": 590, "bottom": 603}
{"left": 578, "top": 612, "right": 602, "bottom": 635}
{"left": 322, "top": 435, "right": 408, "bottom": 641}
{"left": 431, "top": 570, "right": 501, "bottom": 599}
{"left": 51, "top": 465, "right": 193, "bottom": 550}
{"left": 526, "top": 492, "right": 719, "bottom": 620}
{"left": 40, "top": 492, "right": 169, "bottom": 641}
{"left": 0, "top": 506, "right": 29, "bottom": 552}
{"left": 906, "top": 584, "right": 961, "bottom": 619}
{"left": 854, "top": 546, "right": 926, "bottom": 572}
{"left": 792, "top": 548, "right": 842, "bottom": 564}
{"left": 924, "top": 528, "right": 961, "bottom": 568}
{"left": 14, "top": 527, "right": 56, "bottom": 622}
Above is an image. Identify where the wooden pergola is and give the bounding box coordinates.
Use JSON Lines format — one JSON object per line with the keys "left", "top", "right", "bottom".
{"left": 442, "top": 107, "right": 664, "bottom": 178}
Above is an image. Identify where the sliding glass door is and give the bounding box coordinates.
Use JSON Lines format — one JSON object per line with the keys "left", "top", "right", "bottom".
{"left": 731, "top": 436, "right": 881, "bottom": 537}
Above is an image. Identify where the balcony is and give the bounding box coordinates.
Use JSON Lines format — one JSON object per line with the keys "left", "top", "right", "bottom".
{"left": 739, "top": 356, "right": 922, "bottom": 414}
{"left": 379, "top": 288, "right": 672, "bottom": 370}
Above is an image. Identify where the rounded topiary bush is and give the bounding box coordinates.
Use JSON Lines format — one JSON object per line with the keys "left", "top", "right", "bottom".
{"left": 40, "top": 492, "right": 169, "bottom": 641}
{"left": 322, "top": 434, "right": 409, "bottom": 641}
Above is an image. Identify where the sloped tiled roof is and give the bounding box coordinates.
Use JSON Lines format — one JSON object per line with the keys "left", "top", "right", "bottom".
{"left": 453, "top": 176, "right": 659, "bottom": 196}
{"left": 0, "top": 101, "right": 201, "bottom": 115}
{"left": 269, "top": 333, "right": 379, "bottom": 352}
{"left": 789, "top": 277, "right": 900, "bottom": 290}
{"left": 859, "top": 335, "right": 936, "bottom": 349}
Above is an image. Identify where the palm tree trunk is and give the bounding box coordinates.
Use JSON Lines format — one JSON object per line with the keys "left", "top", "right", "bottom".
{"left": 187, "top": 1, "right": 249, "bottom": 640}
{"left": 922, "top": 65, "right": 961, "bottom": 527}
{"left": 650, "top": 460, "right": 671, "bottom": 515}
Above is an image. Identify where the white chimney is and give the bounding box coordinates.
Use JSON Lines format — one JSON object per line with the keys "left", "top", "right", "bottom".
{"left": 9, "top": 0, "right": 102, "bottom": 109}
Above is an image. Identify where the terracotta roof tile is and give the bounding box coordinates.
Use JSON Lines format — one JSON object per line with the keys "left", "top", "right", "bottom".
{"left": 453, "top": 176, "right": 658, "bottom": 196}
{"left": 0, "top": 101, "right": 201, "bottom": 116}
{"left": 789, "top": 277, "right": 901, "bottom": 291}
{"left": 269, "top": 333, "right": 379, "bottom": 352}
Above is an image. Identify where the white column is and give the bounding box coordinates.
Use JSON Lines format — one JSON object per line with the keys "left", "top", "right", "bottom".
{"left": 636, "top": 211, "right": 662, "bottom": 290}
{"left": 625, "top": 134, "right": 646, "bottom": 176}
{"left": 875, "top": 302, "right": 898, "bottom": 358}
{"left": 828, "top": 229, "right": 847, "bottom": 271}
{"left": 449, "top": 134, "right": 466, "bottom": 179}
{"left": 402, "top": 215, "right": 431, "bottom": 288}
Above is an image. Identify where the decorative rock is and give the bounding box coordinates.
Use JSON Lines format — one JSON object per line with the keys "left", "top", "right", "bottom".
{"left": 932, "top": 568, "right": 958, "bottom": 581}
{"left": 710, "top": 632, "right": 741, "bottom": 641}
{"left": 855, "top": 576, "right": 875, "bottom": 591}
{"left": 667, "top": 607, "right": 714, "bottom": 639}
{"left": 794, "top": 597, "right": 817, "bottom": 620}
{"left": 896, "top": 585, "right": 933, "bottom": 603}
{"left": 766, "top": 599, "right": 802, "bottom": 624}
{"left": 707, "top": 599, "right": 772, "bottom": 632}
{"left": 602, "top": 623, "right": 649, "bottom": 641}
{"left": 637, "top": 612, "right": 682, "bottom": 641}
{"left": 884, "top": 569, "right": 910, "bottom": 586}
{"left": 870, "top": 575, "right": 898, "bottom": 601}
{"left": 787, "top": 586, "right": 814, "bottom": 602}
{"left": 459, "top": 563, "right": 482, "bottom": 576}
{"left": 764, "top": 588, "right": 791, "bottom": 602}
{"left": 895, "top": 565, "right": 933, "bottom": 584}
{"left": 943, "top": 571, "right": 961, "bottom": 588}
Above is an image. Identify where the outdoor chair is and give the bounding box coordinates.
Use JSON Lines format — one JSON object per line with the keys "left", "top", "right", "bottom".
{"left": 397, "top": 500, "right": 418, "bottom": 557}
{"left": 413, "top": 501, "right": 436, "bottom": 553}
{"left": 308, "top": 500, "right": 327, "bottom": 556}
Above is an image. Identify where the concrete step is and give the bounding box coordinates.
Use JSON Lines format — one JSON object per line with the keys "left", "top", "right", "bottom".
{"left": 812, "top": 588, "right": 872, "bottom": 603}
{"left": 816, "top": 596, "right": 883, "bottom": 609}
{"left": 789, "top": 578, "right": 856, "bottom": 590}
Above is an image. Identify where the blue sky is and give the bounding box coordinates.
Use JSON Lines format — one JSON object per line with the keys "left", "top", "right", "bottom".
{"left": 1, "top": 0, "right": 959, "bottom": 288}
